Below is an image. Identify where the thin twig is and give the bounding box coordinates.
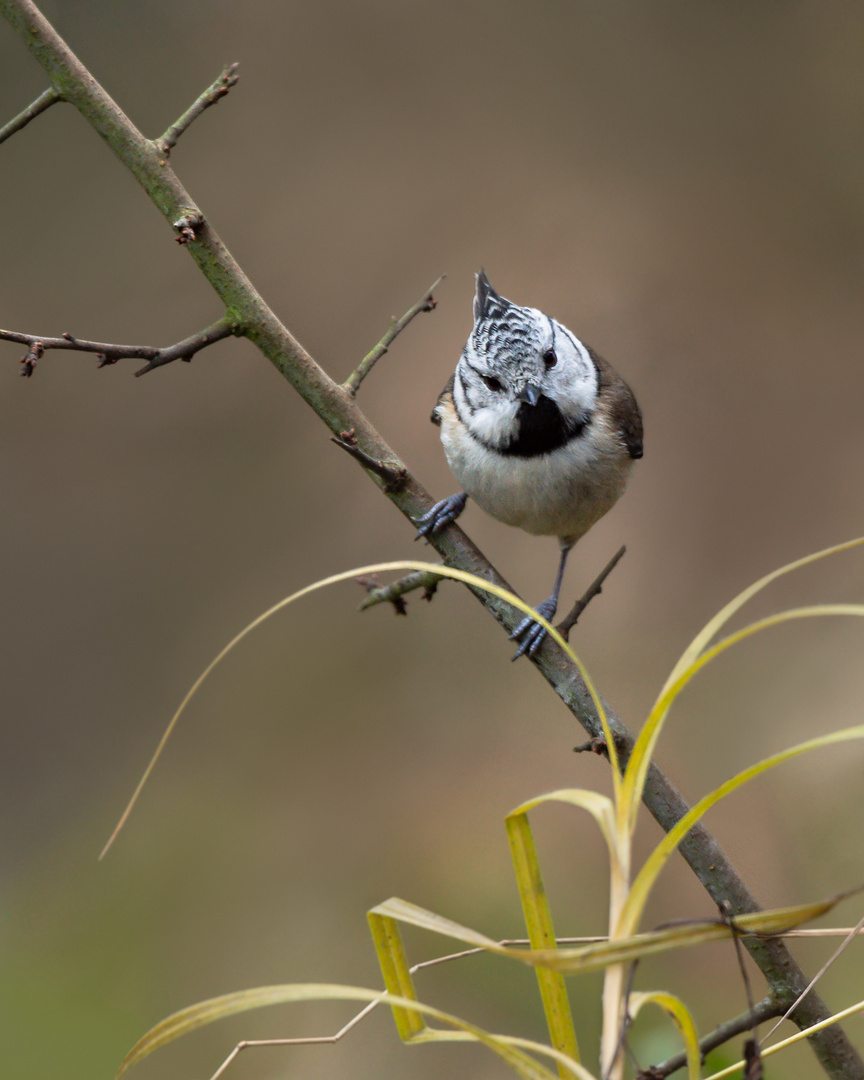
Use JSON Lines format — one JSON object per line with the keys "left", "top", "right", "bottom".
{"left": 556, "top": 544, "right": 626, "bottom": 639}
{"left": 0, "top": 316, "right": 236, "bottom": 375}
{"left": 330, "top": 430, "right": 407, "bottom": 490}
{"left": 608, "top": 962, "right": 640, "bottom": 1080}
{"left": 0, "top": 85, "right": 61, "bottom": 145}
{"left": 155, "top": 63, "right": 239, "bottom": 157}
{"left": 357, "top": 575, "right": 408, "bottom": 615}
{"left": 726, "top": 905, "right": 757, "bottom": 1018}
{"left": 358, "top": 569, "right": 442, "bottom": 611}
{"left": 645, "top": 997, "right": 781, "bottom": 1079}
{"left": 342, "top": 275, "right": 444, "bottom": 396}
{"left": 134, "top": 317, "right": 237, "bottom": 375}
{"left": 726, "top": 904, "right": 764, "bottom": 1080}
{"left": 1, "top": 326, "right": 157, "bottom": 358}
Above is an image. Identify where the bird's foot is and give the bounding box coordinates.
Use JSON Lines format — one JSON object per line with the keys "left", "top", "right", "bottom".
{"left": 414, "top": 492, "right": 468, "bottom": 539}
{"left": 509, "top": 596, "right": 558, "bottom": 660}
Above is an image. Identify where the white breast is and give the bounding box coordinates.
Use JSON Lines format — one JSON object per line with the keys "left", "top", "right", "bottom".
{"left": 439, "top": 406, "right": 634, "bottom": 544}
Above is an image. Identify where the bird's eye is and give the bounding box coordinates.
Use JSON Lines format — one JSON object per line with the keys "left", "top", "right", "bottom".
{"left": 482, "top": 374, "right": 503, "bottom": 392}
{"left": 542, "top": 349, "right": 557, "bottom": 369}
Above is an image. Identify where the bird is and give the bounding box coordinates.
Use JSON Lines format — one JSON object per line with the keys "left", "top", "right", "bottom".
{"left": 416, "top": 270, "right": 643, "bottom": 658}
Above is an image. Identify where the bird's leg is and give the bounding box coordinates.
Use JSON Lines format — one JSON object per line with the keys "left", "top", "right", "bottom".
{"left": 414, "top": 492, "right": 468, "bottom": 538}
{"left": 510, "top": 542, "right": 573, "bottom": 660}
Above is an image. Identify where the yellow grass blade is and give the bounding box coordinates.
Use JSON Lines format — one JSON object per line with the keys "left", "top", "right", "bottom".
{"left": 506, "top": 806, "right": 582, "bottom": 1071}
{"left": 507, "top": 788, "right": 628, "bottom": 1075}
{"left": 508, "top": 791, "right": 618, "bottom": 869}
{"left": 621, "top": 603, "right": 864, "bottom": 838}
{"left": 368, "top": 905, "right": 595, "bottom": 1078}
{"left": 530, "top": 894, "right": 847, "bottom": 974}
{"left": 629, "top": 991, "right": 701, "bottom": 1080}
{"left": 620, "top": 725, "right": 864, "bottom": 937}
{"left": 367, "top": 910, "right": 425, "bottom": 1040}
{"left": 100, "top": 560, "right": 612, "bottom": 858}
{"left": 369, "top": 892, "right": 845, "bottom": 976}
{"left": 617, "top": 536, "right": 864, "bottom": 838}
{"left": 370, "top": 896, "right": 511, "bottom": 953}
{"left": 116, "top": 982, "right": 593, "bottom": 1080}
{"left": 660, "top": 536, "right": 864, "bottom": 703}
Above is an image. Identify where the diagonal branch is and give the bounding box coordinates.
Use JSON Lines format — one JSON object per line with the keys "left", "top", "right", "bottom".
{"left": 342, "top": 274, "right": 444, "bottom": 396}
{"left": 642, "top": 996, "right": 782, "bottom": 1079}
{"left": 155, "top": 63, "right": 239, "bottom": 157}
{"left": 0, "top": 85, "right": 62, "bottom": 145}
{"left": 2, "top": 3, "right": 861, "bottom": 1076}
{"left": 0, "top": 315, "right": 238, "bottom": 376}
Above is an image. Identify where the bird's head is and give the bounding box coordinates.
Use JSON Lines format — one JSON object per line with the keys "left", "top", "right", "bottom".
{"left": 455, "top": 270, "right": 598, "bottom": 455}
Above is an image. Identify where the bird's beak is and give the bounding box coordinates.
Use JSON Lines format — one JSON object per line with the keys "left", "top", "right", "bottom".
{"left": 517, "top": 383, "right": 542, "bottom": 406}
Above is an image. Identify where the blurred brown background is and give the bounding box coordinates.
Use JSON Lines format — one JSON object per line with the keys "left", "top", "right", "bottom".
{"left": 2, "top": 2, "right": 864, "bottom": 1078}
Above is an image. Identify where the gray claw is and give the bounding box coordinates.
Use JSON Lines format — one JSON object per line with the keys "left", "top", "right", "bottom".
{"left": 509, "top": 598, "right": 558, "bottom": 660}
{"left": 414, "top": 492, "right": 468, "bottom": 539}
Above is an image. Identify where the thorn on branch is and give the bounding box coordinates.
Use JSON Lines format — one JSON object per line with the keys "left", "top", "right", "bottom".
{"left": 155, "top": 63, "right": 240, "bottom": 157}
{"left": 331, "top": 429, "right": 407, "bottom": 491}
{"left": 173, "top": 210, "right": 204, "bottom": 244}
{"left": 573, "top": 735, "right": 609, "bottom": 757}
{"left": 19, "top": 341, "right": 43, "bottom": 377}
{"left": 342, "top": 274, "right": 445, "bottom": 396}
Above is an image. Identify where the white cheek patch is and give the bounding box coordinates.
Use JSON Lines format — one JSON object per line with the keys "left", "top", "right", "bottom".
{"left": 468, "top": 404, "right": 520, "bottom": 448}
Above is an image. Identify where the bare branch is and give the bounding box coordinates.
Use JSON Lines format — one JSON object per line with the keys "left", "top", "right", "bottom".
{"left": 358, "top": 569, "right": 442, "bottom": 611}
{"left": 342, "top": 275, "right": 444, "bottom": 396}
{"left": 0, "top": 315, "right": 237, "bottom": 376}
{"left": 0, "top": 85, "right": 62, "bottom": 145}
{"left": 134, "top": 317, "right": 237, "bottom": 375}
{"left": 557, "top": 544, "right": 627, "bottom": 639}
{"left": 643, "top": 997, "right": 782, "bottom": 1079}
{"left": 155, "top": 63, "right": 239, "bottom": 157}
{"left": 356, "top": 575, "right": 408, "bottom": 615}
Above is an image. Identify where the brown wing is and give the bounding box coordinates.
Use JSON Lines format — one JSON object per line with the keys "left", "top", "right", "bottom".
{"left": 590, "top": 348, "right": 644, "bottom": 459}
{"left": 431, "top": 372, "right": 456, "bottom": 426}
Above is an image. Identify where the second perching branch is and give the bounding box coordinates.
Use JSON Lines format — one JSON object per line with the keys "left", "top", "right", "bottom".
{"left": 155, "top": 63, "right": 240, "bottom": 157}
{"left": 342, "top": 275, "right": 444, "bottom": 396}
